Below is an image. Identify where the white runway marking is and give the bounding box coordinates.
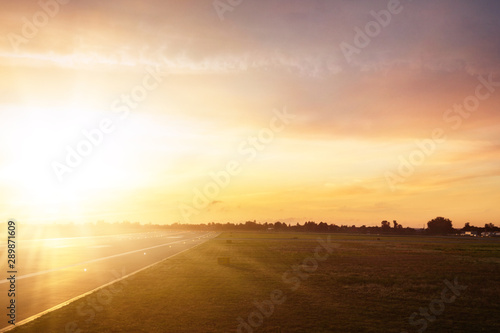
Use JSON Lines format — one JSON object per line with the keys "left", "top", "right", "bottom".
{"left": 0, "top": 236, "right": 199, "bottom": 284}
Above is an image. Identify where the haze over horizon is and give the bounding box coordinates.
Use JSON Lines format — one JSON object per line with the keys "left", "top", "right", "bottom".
{"left": 1, "top": 0, "right": 500, "bottom": 228}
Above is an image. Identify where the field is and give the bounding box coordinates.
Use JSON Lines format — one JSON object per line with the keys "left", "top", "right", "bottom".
{"left": 11, "top": 232, "right": 500, "bottom": 332}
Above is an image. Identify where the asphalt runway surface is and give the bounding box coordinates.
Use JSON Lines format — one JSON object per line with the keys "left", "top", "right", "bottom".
{"left": 0, "top": 230, "right": 218, "bottom": 331}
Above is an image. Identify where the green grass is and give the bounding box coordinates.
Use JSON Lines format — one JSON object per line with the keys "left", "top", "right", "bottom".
{"left": 12, "top": 233, "right": 500, "bottom": 332}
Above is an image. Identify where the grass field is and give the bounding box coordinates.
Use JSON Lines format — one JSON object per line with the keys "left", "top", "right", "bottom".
{"left": 12, "top": 232, "right": 500, "bottom": 332}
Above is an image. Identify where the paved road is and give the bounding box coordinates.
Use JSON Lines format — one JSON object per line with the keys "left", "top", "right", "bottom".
{"left": 0, "top": 230, "right": 218, "bottom": 331}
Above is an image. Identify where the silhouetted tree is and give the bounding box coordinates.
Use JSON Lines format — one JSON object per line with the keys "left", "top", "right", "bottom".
{"left": 318, "top": 222, "right": 329, "bottom": 232}
{"left": 381, "top": 220, "right": 391, "bottom": 231}
{"left": 274, "top": 221, "right": 284, "bottom": 230}
{"left": 427, "top": 217, "right": 453, "bottom": 235}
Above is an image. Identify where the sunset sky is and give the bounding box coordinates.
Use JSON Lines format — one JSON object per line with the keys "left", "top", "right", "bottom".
{"left": 1, "top": 0, "right": 499, "bottom": 228}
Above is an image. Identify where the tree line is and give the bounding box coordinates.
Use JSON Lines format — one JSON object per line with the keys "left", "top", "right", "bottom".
{"left": 7, "top": 217, "right": 499, "bottom": 240}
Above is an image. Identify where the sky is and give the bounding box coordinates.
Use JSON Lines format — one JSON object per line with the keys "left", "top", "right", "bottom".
{"left": 1, "top": 0, "right": 499, "bottom": 228}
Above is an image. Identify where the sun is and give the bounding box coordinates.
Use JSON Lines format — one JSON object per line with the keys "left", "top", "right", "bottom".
{"left": 2, "top": 107, "right": 92, "bottom": 221}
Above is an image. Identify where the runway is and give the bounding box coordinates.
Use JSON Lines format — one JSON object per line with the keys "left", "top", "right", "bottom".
{"left": 0, "top": 230, "right": 218, "bottom": 331}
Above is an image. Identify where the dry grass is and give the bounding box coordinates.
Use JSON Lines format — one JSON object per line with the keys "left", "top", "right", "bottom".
{"left": 12, "top": 233, "right": 500, "bottom": 332}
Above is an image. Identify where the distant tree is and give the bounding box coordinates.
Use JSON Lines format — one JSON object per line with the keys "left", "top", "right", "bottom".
{"left": 245, "top": 221, "right": 258, "bottom": 230}
{"left": 381, "top": 220, "right": 391, "bottom": 231}
{"left": 318, "top": 222, "right": 329, "bottom": 232}
{"left": 427, "top": 217, "right": 453, "bottom": 235}
{"left": 485, "top": 223, "right": 495, "bottom": 231}
{"left": 393, "top": 220, "right": 399, "bottom": 229}
{"left": 304, "top": 221, "right": 318, "bottom": 232}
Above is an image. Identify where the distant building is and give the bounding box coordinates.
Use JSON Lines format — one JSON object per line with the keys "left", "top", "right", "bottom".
{"left": 481, "top": 231, "right": 500, "bottom": 237}
{"left": 462, "top": 231, "right": 478, "bottom": 237}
